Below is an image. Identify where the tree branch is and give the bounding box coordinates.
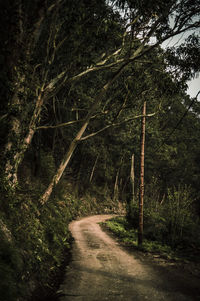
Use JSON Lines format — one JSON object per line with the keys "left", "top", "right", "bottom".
{"left": 36, "top": 119, "right": 83, "bottom": 130}
{"left": 35, "top": 111, "right": 108, "bottom": 130}
{"left": 44, "top": 9, "right": 200, "bottom": 94}
{"left": 80, "top": 112, "right": 157, "bottom": 141}
{"left": 0, "top": 114, "right": 8, "bottom": 122}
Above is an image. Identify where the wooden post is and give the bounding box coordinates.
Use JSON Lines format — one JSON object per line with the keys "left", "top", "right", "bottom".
{"left": 138, "top": 101, "right": 146, "bottom": 245}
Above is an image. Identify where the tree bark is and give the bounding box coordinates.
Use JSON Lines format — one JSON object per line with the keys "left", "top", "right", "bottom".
{"left": 40, "top": 110, "right": 98, "bottom": 204}
{"left": 113, "top": 169, "right": 120, "bottom": 202}
{"left": 2, "top": 1, "right": 48, "bottom": 188}
{"left": 89, "top": 154, "right": 99, "bottom": 183}
{"left": 130, "top": 153, "right": 135, "bottom": 203}
{"left": 40, "top": 59, "right": 130, "bottom": 204}
{"left": 3, "top": 90, "right": 45, "bottom": 187}
{"left": 138, "top": 101, "right": 146, "bottom": 246}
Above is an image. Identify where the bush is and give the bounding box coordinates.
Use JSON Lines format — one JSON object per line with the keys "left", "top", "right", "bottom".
{"left": 0, "top": 236, "right": 25, "bottom": 301}
{"left": 126, "top": 185, "right": 200, "bottom": 249}
{"left": 39, "top": 150, "right": 56, "bottom": 184}
{"left": 163, "top": 186, "right": 199, "bottom": 247}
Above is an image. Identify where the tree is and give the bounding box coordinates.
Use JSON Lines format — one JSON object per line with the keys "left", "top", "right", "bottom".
{"left": 41, "top": 0, "right": 198, "bottom": 202}
{"left": 0, "top": 0, "right": 64, "bottom": 186}
{"left": 138, "top": 101, "right": 146, "bottom": 245}
{"left": 0, "top": 0, "right": 123, "bottom": 187}
{"left": 1, "top": 0, "right": 200, "bottom": 202}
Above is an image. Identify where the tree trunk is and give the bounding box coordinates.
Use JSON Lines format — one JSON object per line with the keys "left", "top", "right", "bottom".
{"left": 40, "top": 90, "right": 106, "bottom": 204}
{"left": 3, "top": 91, "right": 45, "bottom": 187}
{"left": 40, "top": 60, "right": 129, "bottom": 204}
{"left": 130, "top": 153, "right": 135, "bottom": 203}
{"left": 138, "top": 101, "right": 146, "bottom": 246}
{"left": 2, "top": 1, "right": 47, "bottom": 188}
{"left": 113, "top": 169, "right": 120, "bottom": 202}
{"left": 89, "top": 154, "right": 99, "bottom": 183}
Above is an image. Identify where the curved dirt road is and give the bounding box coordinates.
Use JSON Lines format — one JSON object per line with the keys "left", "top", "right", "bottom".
{"left": 59, "top": 215, "right": 200, "bottom": 301}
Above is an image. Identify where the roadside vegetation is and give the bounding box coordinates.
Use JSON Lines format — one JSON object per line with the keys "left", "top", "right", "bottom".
{"left": 0, "top": 175, "right": 120, "bottom": 301}
{"left": 102, "top": 185, "right": 200, "bottom": 264}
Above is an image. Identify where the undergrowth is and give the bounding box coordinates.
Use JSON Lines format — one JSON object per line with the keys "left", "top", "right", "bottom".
{"left": 0, "top": 174, "right": 121, "bottom": 301}
{"left": 102, "top": 216, "right": 200, "bottom": 263}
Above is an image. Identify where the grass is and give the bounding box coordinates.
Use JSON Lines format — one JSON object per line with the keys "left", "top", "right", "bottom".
{"left": 101, "top": 216, "right": 193, "bottom": 262}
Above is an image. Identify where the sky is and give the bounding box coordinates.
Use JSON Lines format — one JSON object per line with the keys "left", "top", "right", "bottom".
{"left": 187, "top": 77, "right": 200, "bottom": 99}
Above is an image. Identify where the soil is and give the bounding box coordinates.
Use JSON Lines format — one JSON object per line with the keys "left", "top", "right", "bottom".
{"left": 58, "top": 215, "right": 200, "bottom": 301}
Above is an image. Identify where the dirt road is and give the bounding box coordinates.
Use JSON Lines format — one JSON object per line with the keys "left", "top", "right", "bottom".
{"left": 59, "top": 215, "right": 200, "bottom": 301}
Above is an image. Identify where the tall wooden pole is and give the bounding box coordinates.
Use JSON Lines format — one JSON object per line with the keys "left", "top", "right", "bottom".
{"left": 138, "top": 101, "right": 146, "bottom": 245}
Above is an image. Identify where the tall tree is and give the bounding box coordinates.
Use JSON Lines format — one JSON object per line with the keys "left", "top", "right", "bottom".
{"left": 138, "top": 101, "right": 146, "bottom": 245}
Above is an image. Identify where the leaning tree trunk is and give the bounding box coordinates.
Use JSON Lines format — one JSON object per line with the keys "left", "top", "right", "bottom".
{"left": 40, "top": 62, "right": 128, "bottom": 204}
{"left": 138, "top": 101, "right": 146, "bottom": 246}
{"left": 40, "top": 82, "right": 106, "bottom": 204}
{"left": 89, "top": 154, "right": 99, "bottom": 183}
{"left": 40, "top": 115, "right": 92, "bottom": 204}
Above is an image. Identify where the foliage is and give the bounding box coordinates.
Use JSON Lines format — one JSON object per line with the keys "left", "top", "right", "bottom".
{"left": 0, "top": 165, "right": 121, "bottom": 300}
{"left": 0, "top": 235, "right": 25, "bottom": 301}
{"left": 104, "top": 216, "right": 137, "bottom": 241}
{"left": 39, "top": 150, "right": 56, "bottom": 184}
{"left": 163, "top": 186, "right": 198, "bottom": 246}
{"left": 102, "top": 216, "right": 173, "bottom": 256}
{"left": 103, "top": 214, "right": 200, "bottom": 262}
{"left": 127, "top": 185, "right": 200, "bottom": 249}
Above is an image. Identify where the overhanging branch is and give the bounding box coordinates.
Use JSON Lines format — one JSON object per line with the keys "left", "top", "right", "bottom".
{"left": 36, "top": 119, "right": 83, "bottom": 130}
{"left": 80, "top": 111, "right": 157, "bottom": 141}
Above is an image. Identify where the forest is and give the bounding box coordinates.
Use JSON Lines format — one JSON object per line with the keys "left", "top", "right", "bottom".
{"left": 0, "top": 0, "right": 200, "bottom": 300}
